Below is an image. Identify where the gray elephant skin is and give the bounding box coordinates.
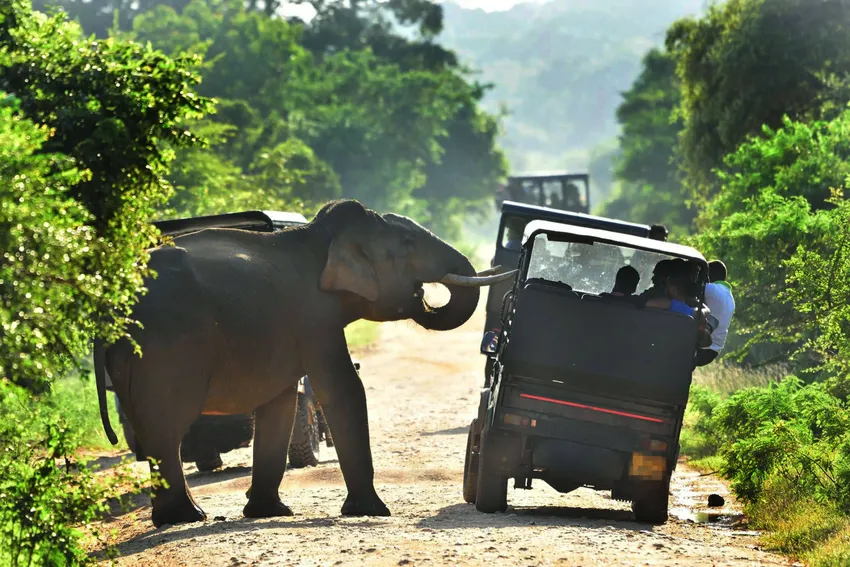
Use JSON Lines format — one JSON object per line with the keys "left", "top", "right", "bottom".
{"left": 94, "top": 199, "right": 515, "bottom": 528}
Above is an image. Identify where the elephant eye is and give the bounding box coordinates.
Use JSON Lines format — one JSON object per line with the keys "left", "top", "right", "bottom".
{"left": 402, "top": 234, "right": 415, "bottom": 247}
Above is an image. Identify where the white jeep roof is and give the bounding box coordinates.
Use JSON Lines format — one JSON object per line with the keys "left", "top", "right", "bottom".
{"left": 522, "top": 219, "right": 706, "bottom": 263}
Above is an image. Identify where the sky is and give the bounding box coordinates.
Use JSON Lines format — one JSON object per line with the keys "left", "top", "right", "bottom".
{"left": 442, "top": 0, "right": 549, "bottom": 10}
{"left": 279, "top": 1, "right": 549, "bottom": 20}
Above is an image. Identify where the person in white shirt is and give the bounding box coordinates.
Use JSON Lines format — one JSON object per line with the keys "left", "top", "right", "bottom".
{"left": 695, "top": 260, "right": 735, "bottom": 366}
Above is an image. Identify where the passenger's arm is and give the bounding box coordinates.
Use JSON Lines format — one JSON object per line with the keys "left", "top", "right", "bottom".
{"left": 644, "top": 297, "right": 671, "bottom": 310}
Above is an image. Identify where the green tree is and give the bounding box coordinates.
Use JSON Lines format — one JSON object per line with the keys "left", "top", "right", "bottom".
{"left": 0, "top": 0, "right": 211, "bottom": 389}
{"left": 666, "top": 0, "right": 850, "bottom": 206}
{"left": 294, "top": 0, "right": 507, "bottom": 230}
{"left": 601, "top": 47, "right": 693, "bottom": 235}
{"left": 0, "top": 0, "right": 206, "bottom": 562}
{"left": 696, "top": 110, "right": 850, "bottom": 369}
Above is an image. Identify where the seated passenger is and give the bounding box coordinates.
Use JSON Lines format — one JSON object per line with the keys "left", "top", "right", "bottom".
{"left": 600, "top": 265, "right": 640, "bottom": 298}
{"left": 645, "top": 274, "right": 713, "bottom": 347}
{"left": 645, "top": 275, "right": 694, "bottom": 316}
{"left": 639, "top": 259, "right": 676, "bottom": 299}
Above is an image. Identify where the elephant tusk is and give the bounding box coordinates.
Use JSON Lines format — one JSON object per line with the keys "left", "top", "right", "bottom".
{"left": 476, "top": 265, "right": 510, "bottom": 277}
{"left": 438, "top": 269, "right": 518, "bottom": 287}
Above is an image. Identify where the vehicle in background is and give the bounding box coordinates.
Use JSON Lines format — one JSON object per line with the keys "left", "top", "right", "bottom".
{"left": 107, "top": 210, "right": 342, "bottom": 471}
{"left": 482, "top": 201, "right": 658, "bottom": 384}
{"left": 464, "top": 219, "right": 708, "bottom": 524}
{"left": 496, "top": 172, "right": 591, "bottom": 214}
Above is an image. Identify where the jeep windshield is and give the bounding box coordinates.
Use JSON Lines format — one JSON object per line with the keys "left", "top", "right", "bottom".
{"left": 525, "top": 233, "right": 673, "bottom": 296}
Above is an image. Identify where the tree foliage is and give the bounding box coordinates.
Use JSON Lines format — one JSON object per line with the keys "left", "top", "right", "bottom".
{"left": 666, "top": 0, "right": 850, "bottom": 205}
{"left": 601, "top": 48, "right": 694, "bottom": 235}
{"left": 694, "top": 111, "right": 850, "bottom": 369}
{"left": 0, "top": 0, "right": 211, "bottom": 390}
{"left": 0, "top": 0, "right": 203, "bottom": 563}
{"left": 116, "top": 0, "right": 506, "bottom": 234}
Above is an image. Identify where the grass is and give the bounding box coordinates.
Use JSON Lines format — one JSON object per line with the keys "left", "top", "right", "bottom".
{"left": 681, "top": 360, "right": 850, "bottom": 566}
{"left": 50, "top": 374, "right": 126, "bottom": 452}
{"left": 692, "top": 360, "right": 787, "bottom": 395}
{"left": 345, "top": 319, "right": 380, "bottom": 349}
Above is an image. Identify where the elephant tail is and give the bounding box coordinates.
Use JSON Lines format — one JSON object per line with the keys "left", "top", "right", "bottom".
{"left": 94, "top": 338, "right": 119, "bottom": 445}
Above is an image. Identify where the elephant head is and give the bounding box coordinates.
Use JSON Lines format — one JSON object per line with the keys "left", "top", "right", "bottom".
{"left": 313, "top": 200, "right": 515, "bottom": 331}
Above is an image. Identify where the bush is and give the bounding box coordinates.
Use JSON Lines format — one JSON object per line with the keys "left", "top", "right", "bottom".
{"left": 0, "top": 379, "right": 151, "bottom": 566}
{"left": 681, "top": 372, "right": 850, "bottom": 564}
{"left": 0, "top": 1, "right": 210, "bottom": 563}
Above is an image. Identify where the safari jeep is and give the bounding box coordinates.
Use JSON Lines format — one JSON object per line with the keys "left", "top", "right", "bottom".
{"left": 107, "top": 210, "right": 345, "bottom": 471}
{"left": 464, "top": 219, "right": 708, "bottom": 524}
{"left": 482, "top": 200, "right": 662, "bottom": 384}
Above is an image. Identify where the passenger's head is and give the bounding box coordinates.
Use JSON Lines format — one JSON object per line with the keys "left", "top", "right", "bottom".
{"left": 708, "top": 260, "right": 727, "bottom": 282}
{"left": 651, "top": 259, "right": 676, "bottom": 286}
{"left": 504, "top": 218, "right": 525, "bottom": 242}
{"left": 612, "top": 265, "right": 640, "bottom": 295}
{"left": 564, "top": 183, "right": 580, "bottom": 204}
{"left": 649, "top": 224, "right": 669, "bottom": 241}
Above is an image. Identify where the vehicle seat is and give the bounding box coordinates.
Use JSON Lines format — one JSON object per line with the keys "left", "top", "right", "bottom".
{"left": 501, "top": 286, "right": 698, "bottom": 405}
{"left": 523, "top": 278, "right": 580, "bottom": 299}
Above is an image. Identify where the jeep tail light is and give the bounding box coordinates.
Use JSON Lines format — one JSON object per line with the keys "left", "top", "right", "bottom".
{"left": 503, "top": 413, "right": 537, "bottom": 428}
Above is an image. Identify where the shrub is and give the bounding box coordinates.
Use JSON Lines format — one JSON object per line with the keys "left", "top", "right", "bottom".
{"left": 0, "top": 379, "right": 152, "bottom": 566}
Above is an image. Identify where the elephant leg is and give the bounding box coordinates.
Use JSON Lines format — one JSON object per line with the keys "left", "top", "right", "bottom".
{"left": 146, "top": 432, "right": 206, "bottom": 528}
{"left": 304, "top": 336, "right": 390, "bottom": 517}
{"left": 243, "top": 386, "right": 297, "bottom": 518}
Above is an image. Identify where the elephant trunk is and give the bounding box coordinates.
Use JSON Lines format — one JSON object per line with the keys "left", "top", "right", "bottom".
{"left": 413, "top": 249, "right": 484, "bottom": 332}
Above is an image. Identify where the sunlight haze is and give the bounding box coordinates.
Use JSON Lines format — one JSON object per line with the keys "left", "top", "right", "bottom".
{"left": 442, "top": 0, "right": 550, "bottom": 10}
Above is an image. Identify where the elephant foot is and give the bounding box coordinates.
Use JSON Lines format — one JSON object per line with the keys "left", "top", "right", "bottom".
{"left": 341, "top": 493, "right": 391, "bottom": 517}
{"left": 152, "top": 499, "right": 206, "bottom": 528}
{"left": 243, "top": 497, "right": 293, "bottom": 519}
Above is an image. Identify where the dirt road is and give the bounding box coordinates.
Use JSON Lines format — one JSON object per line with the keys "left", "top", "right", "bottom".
{"left": 97, "top": 295, "right": 791, "bottom": 567}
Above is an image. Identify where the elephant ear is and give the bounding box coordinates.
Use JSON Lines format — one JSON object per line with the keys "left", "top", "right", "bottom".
{"left": 320, "top": 237, "right": 380, "bottom": 302}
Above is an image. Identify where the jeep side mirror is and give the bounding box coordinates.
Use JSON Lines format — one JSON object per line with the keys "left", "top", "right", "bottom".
{"left": 480, "top": 331, "right": 499, "bottom": 354}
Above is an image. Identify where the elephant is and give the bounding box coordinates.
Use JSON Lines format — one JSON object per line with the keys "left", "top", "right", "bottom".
{"left": 94, "top": 199, "right": 516, "bottom": 528}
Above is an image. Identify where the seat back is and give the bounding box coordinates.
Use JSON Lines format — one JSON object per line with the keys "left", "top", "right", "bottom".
{"left": 501, "top": 286, "right": 697, "bottom": 405}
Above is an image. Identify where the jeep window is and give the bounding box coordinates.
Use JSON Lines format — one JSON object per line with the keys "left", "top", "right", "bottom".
{"left": 526, "top": 233, "right": 673, "bottom": 296}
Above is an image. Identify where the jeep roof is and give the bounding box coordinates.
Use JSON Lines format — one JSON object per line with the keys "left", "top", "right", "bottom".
{"left": 502, "top": 201, "right": 652, "bottom": 239}
{"left": 153, "top": 210, "right": 308, "bottom": 238}
{"left": 522, "top": 219, "right": 705, "bottom": 263}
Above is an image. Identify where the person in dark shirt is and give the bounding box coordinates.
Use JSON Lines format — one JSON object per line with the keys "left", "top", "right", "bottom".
{"left": 640, "top": 259, "right": 676, "bottom": 299}
{"left": 649, "top": 224, "right": 669, "bottom": 241}
{"left": 601, "top": 265, "right": 640, "bottom": 298}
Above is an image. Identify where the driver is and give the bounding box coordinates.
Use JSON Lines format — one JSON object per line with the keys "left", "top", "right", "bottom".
{"left": 564, "top": 183, "right": 581, "bottom": 209}
{"left": 502, "top": 218, "right": 526, "bottom": 250}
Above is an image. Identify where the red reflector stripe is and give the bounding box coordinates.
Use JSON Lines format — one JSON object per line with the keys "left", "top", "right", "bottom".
{"left": 519, "top": 393, "right": 664, "bottom": 423}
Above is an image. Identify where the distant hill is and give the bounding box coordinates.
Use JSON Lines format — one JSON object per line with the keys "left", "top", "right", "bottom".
{"left": 439, "top": 0, "right": 705, "bottom": 204}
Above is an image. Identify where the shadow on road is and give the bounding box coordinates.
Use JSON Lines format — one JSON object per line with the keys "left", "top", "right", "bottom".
{"left": 97, "top": 516, "right": 385, "bottom": 561}
{"left": 186, "top": 465, "right": 253, "bottom": 488}
{"left": 420, "top": 426, "right": 468, "bottom": 436}
{"left": 102, "top": 465, "right": 255, "bottom": 519}
{"left": 417, "top": 503, "right": 650, "bottom": 532}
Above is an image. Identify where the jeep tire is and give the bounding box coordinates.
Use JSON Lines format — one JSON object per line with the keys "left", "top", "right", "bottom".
{"left": 288, "top": 391, "right": 320, "bottom": 468}
{"left": 632, "top": 478, "right": 670, "bottom": 524}
{"left": 474, "top": 429, "right": 508, "bottom": 513}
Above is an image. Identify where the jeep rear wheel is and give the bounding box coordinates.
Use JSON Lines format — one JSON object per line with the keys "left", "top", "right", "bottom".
{"left": 474, "top": 430, "right": 508, "bottom": 513}
{"left": 288, "top": 392, "right": 320, "bottom": 468}
{"left": 632, "top": 479, "right": 670, "bottom": 524}
{"left": 463, "top": 419, "right": 479, "bottom": 504}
